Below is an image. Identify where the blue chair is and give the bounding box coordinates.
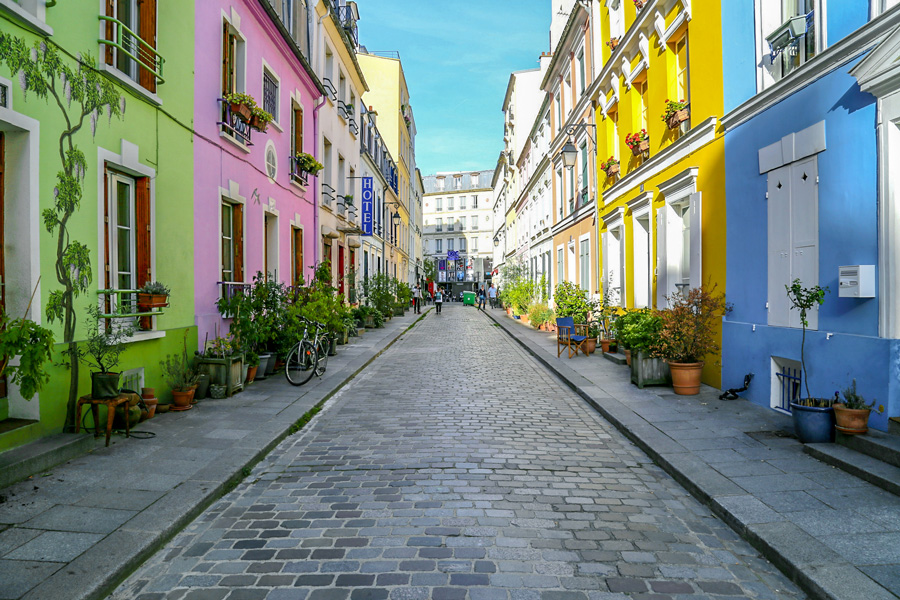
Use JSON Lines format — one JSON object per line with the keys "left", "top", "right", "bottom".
{"left": 556, "top": 317, "right": 588, "bottom": 358}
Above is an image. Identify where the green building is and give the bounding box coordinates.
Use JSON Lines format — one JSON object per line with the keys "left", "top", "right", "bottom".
{"left": 0, "top": 0, "right": 196, "bottom": 452}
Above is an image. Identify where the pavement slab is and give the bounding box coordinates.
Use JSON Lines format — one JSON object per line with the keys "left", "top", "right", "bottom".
{"left": 0, "top": 311, "right": 421, "bottom": 600}
{"left": 111, "top": 305, "right": 804, "bottom": 600}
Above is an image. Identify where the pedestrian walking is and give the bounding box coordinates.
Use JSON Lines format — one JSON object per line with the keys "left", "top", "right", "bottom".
{"left": 477, "top": 286, "right": 486, "bottom": 310}
{"left": 434, "top": 287, "right": 443, "bottom": 314}
{"left": 488, "top": 283, "right": 497, "bottom": 309}
{"left": 413, "top": 285, "right": 421, "bottom": 314}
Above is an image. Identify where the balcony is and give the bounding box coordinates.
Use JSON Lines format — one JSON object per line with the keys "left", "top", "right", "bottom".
{"left": 337, "top": 99, "right": 351, "bottom": 121}
{"left": 99, "top": 15, "right": 165, "bottom": 84}
{"left": 322, "top": 183, "right": 335, "bottom": 207}
{"left": 337, "top": 3, "right": 359, "bottom": 46}
{"left": 323, "top": 78, "right": 337, "bottom": 102}
{"left": 218, "top": 99, "right": 253, "bottom": 146}
{"left": 348, "top": 117, "right": 359, "bottom": 136}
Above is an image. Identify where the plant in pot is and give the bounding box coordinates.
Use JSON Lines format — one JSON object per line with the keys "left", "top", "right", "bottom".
{"left": 160, "top": 343, "right": 199, "bottom": 411}
{"left": 553, "top": 281, "right": 596, "bottom": 325}
{"left": 785, "top": 279, "right": 833, "bottom": 443}
{"left": 528, "top": 303, "right": 555, "bottom": 331}
{"left": 662, "top": 99, "right": 690, "bottom": 130}
{"left": 137, "top": 281, "right": 170, "bottom": 310}
{"left": 249, "top": 106, "right": 273, "bottom": 133}
{"left": 295, "top": 151, "right": 324, "bottom": 177}
{"left": 600, "top": 156, "right": 620, "bottom": 178}
{"left": 0, "top": 286, "right": 55, "bottom": 401}
{"left": 834, "top": 379, "right": 879, "bottom": 435}
{"left": 625, "top": 130, "right": 650, "bottom": 157}
{"left": 624, "top": 310, "right": 668, "bottom": 388}
{"left": 652, "top": 285, "right": 727, "bottom": 395}
{"left": 584, "top": 321, "right": 603, "bottom": 355}
{"left": 79, "top": 305, "right": 133, "bottom": 399}
{"left": 597, "top": 291, "right": 618, "bottom": 353}
{"left": 224, "top": 92, "right": 256, "bottom": 122}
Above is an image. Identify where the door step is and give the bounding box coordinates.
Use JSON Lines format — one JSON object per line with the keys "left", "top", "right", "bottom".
{"left": 803, "top": 430, "right": 900, "bottom": 498}
{"left": 602, "top": 352, "right": 627, "bottom": 366}
{"left": 836, "top": 429, "right": 900, "bottom": 469}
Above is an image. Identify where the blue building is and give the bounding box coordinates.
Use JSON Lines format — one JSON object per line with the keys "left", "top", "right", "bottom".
{"left": 721, "top": 1, "right": 900, "bottom": 431}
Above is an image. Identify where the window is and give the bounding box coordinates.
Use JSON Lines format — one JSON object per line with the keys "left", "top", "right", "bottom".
{"left": 471, "top": 215, "right": 478, "bottom": 230}
{"left": 632, "top": 208, "right": 652, "bottom": 308}
{"left": 436, "top": 197, "right": 442, "bottom": 211}
{"left": 563, "top": 72, "right": 572, "bottom": 116}
{"left": 448, "top": 219, "right": 454, "bottom": 232}
{"left": 436, "top": 238, "right": 442, "bottom": 253}
{"left": 603, "top": 228, "right": 623, "bottom": 304}
{"left": 448, "top": 238, "right": 454, "bottom": 252}
{"left": 473, "top": 195, "right": 478, "bottom": 208}
{"left": 580, "top": 143, "right": 588, "bottom": 204}
{"left": 436, "top": 218, "right": 442, "bottom": 232}
{"left": 460, "top": 196, "right": 466, "bottom": 209}
{"left": 579, "top": 238, "right": 590, "bottom": 292}
{"left": 453, "top": 176, "right": 461, "bottom": 189}
{"left": 221, "top": 201, "right": 243, "bottom": 283}
{"left": 448, "top": 197, "right": 454, "bottom": 211}
{"left": 635, "top": 78, "right": 649, "bottom": 132}
{"left": 556, "top": 168, "right": 564, "bottom": 219}
{"left": 460, "top": 216, "right": 466, "bottom": 231}
{"left": 567, "top": 167, "right": 575, "bottom": 214}
{"left": 759, "top": 0, "right": 820, "bottom": 88}
{"left": 292, "top": 227, "right": 303, "bottom": 287}
{"left": 264, "top": 213, "right": 277, "bottom": 280}
{"left": 472, "top": 237, "right": 478, "bottom": 252}
{"left": 577, "top": 49, "right": 586, "bottom": 95}
{"left": 767, "top": 157, "right": 819, "bottom": 328}
{"left": 103, "top": 0, "right": 160, "bottom": 93}
{"left": 437, "top": 177, "right": 445, "bottom": 191}
{"left": 557, "top": 247, "right": 564, "bottom": 289}
{"left": 459, "top": 237, "right": 466, "bottom": 251}
{"left": 657, "top": 185, "right": 702, "bottom": 307}
{"left": 555, "top": 91, "right": 562, "bottom": 131}
{"left": 263, "top": 69, "right": 279, "bottom": 123}
{"left": 674, "top": 33, "right": 690, "bottom": 113}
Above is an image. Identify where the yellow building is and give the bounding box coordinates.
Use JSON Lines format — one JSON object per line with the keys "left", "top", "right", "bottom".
{"left": 357, "top": 51, "right": 415, "bottom": 282}
{"left": 593, "top": 0, "right": 725, "bottom": 386}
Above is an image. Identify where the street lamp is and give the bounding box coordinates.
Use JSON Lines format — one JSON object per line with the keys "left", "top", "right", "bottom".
{"left": 558, "top": 123, "right": 597, "bottom": 170}
{"left": 560, "top": 142, "right": 578, "bottom": 169}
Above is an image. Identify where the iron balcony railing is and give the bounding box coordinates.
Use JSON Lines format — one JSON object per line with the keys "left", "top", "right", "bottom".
{"left": 99, "top": 16, "right": 165, "bottom": 84}
{"left": 218, "top": 281, "right": 251, "bottom": 305}
{"left": 322, "top": 183, "right": 335, "bottom": 206}
{"left": 322, "top": 78, "right": 337, "bottom": 102}
{"left": 289, "top": 156, "right": 309, "bottom": 186}
{"left": 337, "top": 100, "right": 350, "bottom": 120}
{"left": 96, "top": 289, "right": 167, "bottom": 319}
{"left": 349, "top": 117, "right": 359, "bottom": 136}
{"left": 217, "top": 98, "right": 253, "bottom": 146}
{"left": 337, "top": 5, "right": 359, "bottom": 45}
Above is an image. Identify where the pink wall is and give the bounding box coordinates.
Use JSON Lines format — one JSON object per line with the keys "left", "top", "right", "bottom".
{"left": 194, "top": 0, "right": 320, "bottom": 347}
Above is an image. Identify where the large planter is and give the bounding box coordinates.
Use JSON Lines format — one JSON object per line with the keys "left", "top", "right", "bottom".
{"left": 833, "top": 403, "right": 871, "bottom": 435}
{"left": 365, "top": 315, "right": 375, "bottom": 328}
{"left": 171, "top": 389, "right": 193, "bottom": 411}
{"left": 256, "top": 353, "right": 271, "bottom": 379}
{"left": 791, "top": 402, "right": 835, "bottom": 443}
{"left": 91, "top": 372, "right": 120, "bottom": 399}
{"left": 197, "top": 355, "right": 244, "bottom": 397}
{"left": 668, "top": 361, "right": 704, "bottom": 395}
{"left": 666, "top": 108, "right": 690, "bottom": 130}
{"left": 583, "top": 338, "right": 597, "bottom": 354}
{"left": 264, "top": 353, "right": 277, "bottom": 376}
{"left": 246, "top": 365, "right": 258, "bottom": 383}
{"left": 631, "top": 351, "right": 670, "bottom": 389}
{"left": 195, "top": 373, "right": 210, "bottom": 400}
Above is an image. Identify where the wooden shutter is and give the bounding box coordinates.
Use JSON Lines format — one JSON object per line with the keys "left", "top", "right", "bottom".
{"left": 137, "top": 0, "right": 158, "bottom": 93}
{"left": 105, "top": 0, "right": 115, "bottom": 65}
{"left": 294, "top": 108, "right": 304, "bottom": 155}
{"left": 135, "top": 177, "right": 152, "bottom": 288}
{"left": 293, "top": 228, "right": 303, "bottom": 287}
{"left": 232, "top": 203, "right": 244, "bottom": 281}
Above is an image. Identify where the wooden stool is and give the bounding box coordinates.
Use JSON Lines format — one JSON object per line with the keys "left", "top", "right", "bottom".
{"left": 75, "top": 393, "right": 135, "bottom": 447}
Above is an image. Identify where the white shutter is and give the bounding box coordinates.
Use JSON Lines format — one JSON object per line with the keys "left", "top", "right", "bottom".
{"left": 790, "top": 157, "right": 819, "bottom": 330}
{"left": 689, "top": 192, "right": 702, "bottom": 289}
{"left": 601, "top": 232, "right": 609, "bottom": 296}
{"left": 655, "top": 209, "right": 666, "bottom": 307}
{"left": 767, "top": 165, "right": 792, "bottom": 327}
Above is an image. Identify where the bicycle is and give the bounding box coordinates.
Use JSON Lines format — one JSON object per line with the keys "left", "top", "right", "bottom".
{"left": 284, "top": 317, "right": 329, "bottom": 385}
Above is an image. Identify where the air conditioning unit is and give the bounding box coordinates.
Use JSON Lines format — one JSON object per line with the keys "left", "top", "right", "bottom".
{"left": 838, "top": 265, "right": 875, "bottom": 298}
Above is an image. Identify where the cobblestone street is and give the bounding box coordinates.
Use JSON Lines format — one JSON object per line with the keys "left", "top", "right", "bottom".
{"left": 112, "top": 306, "right": 805, "bottom": 600}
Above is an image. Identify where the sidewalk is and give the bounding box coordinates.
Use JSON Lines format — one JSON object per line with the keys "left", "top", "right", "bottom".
{"left": 0, "top": 309, "right": 426, "bottom": 600}
{"left": 484, "top": 307, "right": 900, "bottom": 600}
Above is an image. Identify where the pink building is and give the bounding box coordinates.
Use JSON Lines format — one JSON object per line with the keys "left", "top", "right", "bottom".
{"left": 194, "top": 0, "right": 323, "bottom": 345}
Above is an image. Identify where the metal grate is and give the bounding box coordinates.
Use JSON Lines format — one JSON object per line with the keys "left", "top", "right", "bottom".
{"left": 120, "top": 368, "right": 144, "bottom": 394}
{"left": 775, "top": 364, "right": 802, "bottom": 413}
{"left": 263, "top": 71, "right": 278, "bottom": 118}
{"left": 0, "top": 83, "right": 7, "bottom": 108}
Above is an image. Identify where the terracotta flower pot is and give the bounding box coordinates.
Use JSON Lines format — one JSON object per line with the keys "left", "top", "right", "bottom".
{"left": 624, "top": 348, "right": 632, "bottom": 366}
{"left": 246, "top": 365, "right": 258, "bottom": 383}
{"left": 668, "top": 361, "right": 704, "bottom": 395}
{"left": 141, "top": 387, "right": 155, "bottom": 399}
{"left": 250, "top": 114, "right": 269, "bottom": 132}
{"left": 600, "top": 339, "right": 612, "bottom": 353}
{"left": 171, "top": 389, "right": 193, "bottom": 410}
{"left": 833, "top": 403, "right": 871, "bottom": 435}
{"left": 583, "top": 338, "right": 597, "bottom": 354}
{"left": 666, "top": 108, "right": 690, "bottom": 130}
{"left": 230, "top": 101, "right": 252, "bottom": 122}
{"left": 605, "top": 164, "right": 620, "bottom": 177}
{"left": 144, "top": 398, "right": 158, "bottom": 419}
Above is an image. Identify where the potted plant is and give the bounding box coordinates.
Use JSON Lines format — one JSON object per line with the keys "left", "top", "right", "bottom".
{"left": 245, "top": 350, "right": 259, "bottom": 383}
{"left": 79, "top": 306, "right": 133, "bottom": 399}
{"left": 137, "top": 281, "right": 170, "bottom": 310}
{"left": 662, "top": 99, "right": 689, "bottom": 130}
{"left": 0, "top": 285, "right": 54, "bottom": 401}
{"left": 197, "top": 335, "right": 244, "bottom": 395}
{"left": 295, "top": 151, "right": 323, "bottom": 177}
{"left": 624, "top": 311, "right": 668, "bottom": 388}
{"left": 834, "top": 379, "right": 878, "bottom": 435}
{"left": 585, "top": 321, "right": 603, "bottom": 355}
{"left": 160, "top": 333, "right": 199, "bottom": 410}
{"left": 785, "top": 279, "right": 833, "bottom": 443}
{"left": 250, "top": 106, "right": 274, "bottom": 132}
{"left": 528, "top": 303, "right": 555, "bottom": 331}
{"left": 633, "top": 0, "right": 645, "bottom": 9}
{"left": 652, "top": 286, "right": 727, "bottom": 395}
{"left": 553, "top": 281, "right": 596, "bottom": 325}
{"left": 606, "top": 38, "right": 619, "bottom": 51}
{"left": 625, "top": 130, "right": 650, "bottom": 157}
{"left": 600, "top": 156, "right": 620, "bottom": 178}
{"left": 223, "top": 92, "right": 256, "bottom": 122}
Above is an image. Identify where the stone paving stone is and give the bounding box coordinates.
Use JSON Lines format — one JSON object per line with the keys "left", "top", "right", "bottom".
{"left": 110, "top": 307, "right": 805, "bottom": 600}
{"left": 0, "top": 559, "right": 63, "bottom": 599}
{"left": 5, "top": 530, "right": 104, "bottom": 562}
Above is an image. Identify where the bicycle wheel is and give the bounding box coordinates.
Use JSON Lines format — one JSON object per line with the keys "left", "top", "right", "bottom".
{"left": 314, "top": 338, "right": 328, "bottom": 376}
{"left": 285, "top": 341, "right": 317, "bottom": 386}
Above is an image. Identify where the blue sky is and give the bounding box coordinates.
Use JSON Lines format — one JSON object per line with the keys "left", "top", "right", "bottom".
{"left": 358, "top": 1, "right": 550, "bottom": 176}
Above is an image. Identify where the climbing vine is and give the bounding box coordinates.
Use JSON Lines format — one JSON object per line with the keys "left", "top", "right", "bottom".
{"left": 0, "top": 34, "right": 124, "bottom": 431}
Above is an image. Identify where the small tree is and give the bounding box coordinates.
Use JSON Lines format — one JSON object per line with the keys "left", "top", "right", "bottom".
{"left": 785, "top": 278, "right": 829, "bottom": 403}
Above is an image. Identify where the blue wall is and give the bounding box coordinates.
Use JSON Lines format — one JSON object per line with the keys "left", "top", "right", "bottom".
{"left": 722, "top": 57, "right": 898, "bottom": 429}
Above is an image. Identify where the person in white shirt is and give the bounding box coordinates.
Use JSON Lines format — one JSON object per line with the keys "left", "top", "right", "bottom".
{"left": 488, "top": 284, "right": 497, "bottom": 309}
{"left": 413, "top": 285, "right": 421, "bottom": 314}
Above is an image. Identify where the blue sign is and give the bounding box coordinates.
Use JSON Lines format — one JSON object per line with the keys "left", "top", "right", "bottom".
{"left": 447, "top": 250, "right": 459, "bottom": 261}
{"left": 361, "top": 177, "right": 374, "bottom": 236}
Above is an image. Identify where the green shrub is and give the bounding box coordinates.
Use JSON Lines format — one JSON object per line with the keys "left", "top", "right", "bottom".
{"left": 553, "top": 281, "right": 597, "bottom": 323}
{"left": 527, "top": 303, "right": 554, "bottom": 328}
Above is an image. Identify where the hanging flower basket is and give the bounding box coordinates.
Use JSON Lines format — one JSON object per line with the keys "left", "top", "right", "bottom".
{"left": 633, "top": 0, "right": 645, "bottom": 10}
{"left": 601, "top": 156, "right": 620, "bottom": 177}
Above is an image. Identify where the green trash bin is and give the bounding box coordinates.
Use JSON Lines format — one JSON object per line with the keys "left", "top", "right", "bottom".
{"left": 463, "top": 291, "right": 476, "bottom": 306}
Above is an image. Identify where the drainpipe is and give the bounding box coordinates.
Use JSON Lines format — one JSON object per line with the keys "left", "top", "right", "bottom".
{"left": 313, "top": 93, "right": 326, "bottom": 266}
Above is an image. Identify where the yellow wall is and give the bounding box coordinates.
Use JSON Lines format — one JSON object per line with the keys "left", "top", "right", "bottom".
{"left": 594, "top": 0, "right": 726, "bottom": 386}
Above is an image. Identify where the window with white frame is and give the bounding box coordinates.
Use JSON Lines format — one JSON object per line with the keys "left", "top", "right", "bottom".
{"left": 102, "top": 0, "right": 161, "bottom": 92}
{"left": 459, "top": 196, "right": 466, "bottom": 209}
{"left": 628, "top": 194, "right": 653, "bottom": 308}
{"left": 609, "top": 0, "right": 625, "bottom": 39}
{"left": 448, "top": 238, "right": 454, "bottom": 252}
{"left": 555, "top": 91, "right": 562, "bottom": 131}
{"left": 657, "top": 169, "right": 702, "bottom": 307}
{"left": 757, "top": 0, "right": 822, "bottom": 89}
{"left": 436, "top": 238, "right": 442, "bottom": 253}
{"left": 767, "top": 156, "right": 819, "bottom": 328}
{"left": 471, "top": 214, "right": 478, "bottom": 230}
{"left": 460, "top": 216, "right": 466, "bottom": 231}
{"left": 602, "top": 213, "right": 625, "bottom": 306}
{"left": 436, "top": 197, "right": 442, "bottom": 211}
{"left": 579, "top": 237, "right": 590, "bottom": 293}
{"left": 577, "top": 48, "right": 586, "bottom": 96}
{"left": 448, "top": 196, "right": 454, "bottom": 211}
{"left": 557, "top": 246, "right": 564, "bottom": 289}
{"left": 108, "top": 172, "right": 137, "bottom": 293}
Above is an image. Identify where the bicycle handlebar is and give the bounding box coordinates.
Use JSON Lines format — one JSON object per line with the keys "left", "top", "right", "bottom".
{"left": 299, "top": 316, "right": 326, "bottom": 329}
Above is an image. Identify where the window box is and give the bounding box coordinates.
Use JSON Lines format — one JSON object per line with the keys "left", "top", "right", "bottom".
{"left": 218, "top": 98, "right": 253, "bottom": 146}
{"left": 766, "top": 15, "right": 808, "bottom": 54}
{"left": 665, "top": 108, "right": 690, "bottom": 130}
